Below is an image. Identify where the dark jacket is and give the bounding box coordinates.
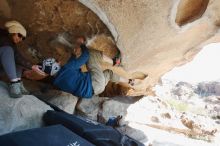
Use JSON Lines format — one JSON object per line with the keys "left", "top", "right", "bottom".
{"left": 53, "top": 44, "right": 93, "bottom": 98}
{"left": 0, "top": 28, "right": 31, "bottom": 69}
{"left": 0, "top": 28, "right": 16, "bottom": 48}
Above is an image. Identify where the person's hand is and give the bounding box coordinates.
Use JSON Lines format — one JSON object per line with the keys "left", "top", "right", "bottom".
{"left": 23, "top": 65, "right": 48, "bottom": 80}
{"left": 72, "top": 46, "right": 82, "bottom": 58}
{"left": 31, "top": 65, "right": 48, "bottom": 76}
{"left": 76, "top": 37, "right": 85, "bottom": 45}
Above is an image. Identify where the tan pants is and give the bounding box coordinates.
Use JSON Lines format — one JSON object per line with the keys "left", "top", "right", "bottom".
{"left": 87, "top": 50, "right": 119, "bottom": 95}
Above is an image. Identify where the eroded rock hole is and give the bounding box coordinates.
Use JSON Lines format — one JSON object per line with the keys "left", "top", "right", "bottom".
{"left": 175, "top": 0, "right": 209, "bottom": 26}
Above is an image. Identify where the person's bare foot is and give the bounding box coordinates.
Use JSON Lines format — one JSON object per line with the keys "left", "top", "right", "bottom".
{"left": 128, "top": 79, "right": 135, "bottom": 86}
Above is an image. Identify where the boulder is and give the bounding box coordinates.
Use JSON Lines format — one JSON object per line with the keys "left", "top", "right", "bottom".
{"left": 175, "top": 0, "right": 209, "bottom": 26}
{"left": 0, "top": 81, "right": 53, "bottom": 135}
{"left": 33, "top": 89, "right": 79, "bottom": 114}
{"left": 79, "top": 0, "right": 218, "bottom": 90}
{"left": 1, "top": 0, "right": 220, "bottom": 91}
{"left": 23, "top": 79, "right": 78, "bottom": 114}
{"left": 99, "top": 81, "right": 133, "bottom": 97}
{"left": 76, "top": 95, "right": 107, "bottom": 121}
{"left": 214, "top": 82, "right": 220, "bottom": 95}
{"left": 101, "top": 98, "right": 130, "bottom": 123}
{"left": 117, "top": 124, "right": 148, "bottom": 143}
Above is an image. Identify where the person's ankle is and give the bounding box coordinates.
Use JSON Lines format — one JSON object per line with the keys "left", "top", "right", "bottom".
{"left": 10, "top": 80, "right": 20, "bottom": 84}
{"left": 10, "top": 78, "right": 21, "bottom": 84}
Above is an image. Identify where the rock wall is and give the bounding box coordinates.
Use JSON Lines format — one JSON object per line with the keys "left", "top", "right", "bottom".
{"left": 1, "top": 0, "right": 220, "bottom": 91}
{"left": 79, "top": 0, "right": 220, "bottom": 89}
{"left": 0, "top": 81, "right": 53, "bottom": 135}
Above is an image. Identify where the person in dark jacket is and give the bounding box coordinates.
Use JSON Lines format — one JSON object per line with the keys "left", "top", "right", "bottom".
{"left": 0, "top": 21, "right": 29, "bottom": 98}
{"left": 53, "top": 37, "right": 118, "bottom": 98}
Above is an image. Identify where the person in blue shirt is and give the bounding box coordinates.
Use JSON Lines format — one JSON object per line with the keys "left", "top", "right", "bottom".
{"left": 53, "top": 37, "right": 118, "bottom": 98}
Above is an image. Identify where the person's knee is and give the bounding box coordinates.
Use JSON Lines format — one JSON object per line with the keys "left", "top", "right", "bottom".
{"left": 92, "top": 79, "right": 106, "bottom": 95}
{"left": 104, "top": 69, "right": 120, "bottom": 83}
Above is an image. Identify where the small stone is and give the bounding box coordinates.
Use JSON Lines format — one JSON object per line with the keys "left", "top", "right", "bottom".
{"left": 151, "top": 116, "right": 160, "bottom": 123}
{"left": 161, "top": 113, "right": 171, "bottom": 119}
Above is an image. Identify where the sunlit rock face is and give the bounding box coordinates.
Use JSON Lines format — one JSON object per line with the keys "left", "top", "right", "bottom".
{"left": 1, "top": 0, "right": 220, "bottom": 90}
{"left": 79, "top": 0, "right": 220, "bottom": 89}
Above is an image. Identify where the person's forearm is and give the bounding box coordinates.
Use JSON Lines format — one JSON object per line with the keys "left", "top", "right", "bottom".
{"left": 66, "top": 45, "right": 89, "bottom": 69}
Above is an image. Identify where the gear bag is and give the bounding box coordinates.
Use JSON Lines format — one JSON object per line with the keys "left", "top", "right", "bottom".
{"left": 0, "top": 125, "right": 94, "bottom": 146}
{"left": 43, "top": 110, "right": 144, "bottom": 146}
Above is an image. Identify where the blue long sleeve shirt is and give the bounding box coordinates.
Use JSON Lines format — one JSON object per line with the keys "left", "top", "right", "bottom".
{"left": 53, "top": 45, "right": 93, "bottom": 98}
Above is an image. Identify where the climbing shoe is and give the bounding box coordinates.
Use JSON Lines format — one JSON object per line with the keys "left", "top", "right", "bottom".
{"left": 106, "top": 115, "right": 122, "bottom": 128}
{"left": 20, "top": 81, "right": 30, "bottom": 95}
{"left": 9, "top": 82, "right": 22, "bottom": 98}
{"left": 128, "top": 79, "right": 135, "bottom": 86}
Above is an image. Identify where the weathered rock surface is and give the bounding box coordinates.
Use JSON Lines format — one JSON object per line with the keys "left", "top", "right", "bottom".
{"left": 75, "top": 93, "right": 219, "bottom": 145}
{"left": 76, "top": 95, "right": 105, "bottom": 120}
{"left": 23, "top": 80, "right": 78, "bottom": 114}
{"left": 0, "top": 0, "right": 219, "bottom": 93}
{"left": 0, "top": 81, "right": 53, "bottom": 135}
{"left": 1, "top": 0, "right": 220, "bottom": 91}
{"left": 33, "top": 89, "right": 78, "bottom": 114}
{"left": 124, "top": 96, "right": 219, "bottom": 145}
{"left": 155, "top": 80, "right": 220, "bottom": 119}
{"left": 79, "top": 0, "right": 220, "bottom": 90}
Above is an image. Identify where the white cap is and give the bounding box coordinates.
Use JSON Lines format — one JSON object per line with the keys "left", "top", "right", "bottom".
{"left": 5, "top": 20, "right": 27, "bottom": 37}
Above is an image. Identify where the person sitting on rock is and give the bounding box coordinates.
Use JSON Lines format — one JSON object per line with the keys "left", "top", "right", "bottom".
{"left": 53, "top": 37, "right": 120, "bottom": 98}
{"left": 0, "top": 21, "right": 30, "bottom": 98}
